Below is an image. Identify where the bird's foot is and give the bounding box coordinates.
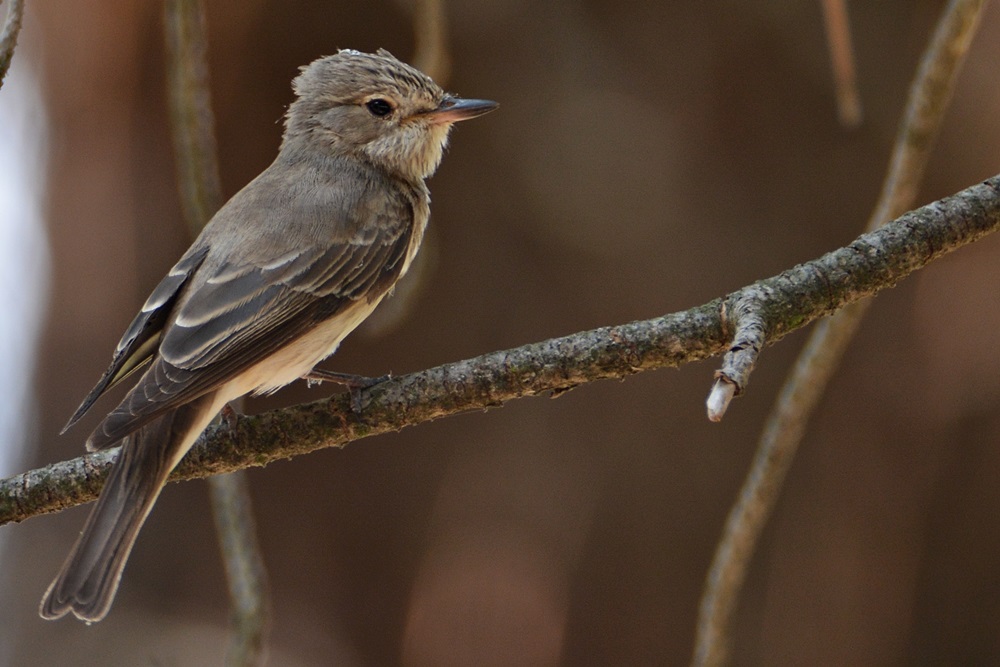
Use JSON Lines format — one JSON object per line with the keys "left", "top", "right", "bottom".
{"left": 220, "top": 403, "right": 241, "bottom": 429}
{"left": 302, "top": 369, "right": 390, "bottom": 412}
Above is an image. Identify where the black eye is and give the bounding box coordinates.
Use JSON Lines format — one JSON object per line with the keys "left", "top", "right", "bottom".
{"left": 365, "top": 98, "right": 394, "bottom": 117}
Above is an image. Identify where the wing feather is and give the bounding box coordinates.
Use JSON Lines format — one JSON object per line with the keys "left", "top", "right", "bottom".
{"left": 62, "top": 247, "right": 209, "bottom": 433}
{"left": 85, "top": 186, "right": 416, "bottom": 450}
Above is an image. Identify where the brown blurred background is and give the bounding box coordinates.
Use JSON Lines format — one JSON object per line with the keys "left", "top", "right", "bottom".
{"left": 2, "top": 1, "right": 1000, "bottom": 665}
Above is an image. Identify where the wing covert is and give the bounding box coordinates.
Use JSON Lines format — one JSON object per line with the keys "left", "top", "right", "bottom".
{"left": 85, "top": 189, "right": 416, "bottom": 450}
{"left": 62, "top": 246, "right": 209, "bottom": 433}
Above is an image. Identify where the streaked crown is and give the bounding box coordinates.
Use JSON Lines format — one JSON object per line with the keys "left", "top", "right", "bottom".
{"left": 284, "top": 49, "right": 461, "bottom": 182}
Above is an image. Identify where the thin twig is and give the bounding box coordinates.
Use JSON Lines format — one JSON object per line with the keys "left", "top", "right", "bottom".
{"left": 164, "top": 0, "right": 270, "bottom": 663}
{"left": 0, "top": 0, "right": 25, "bottom": 90}
{"left": 165, "top": 0, "right": 223, "bottom": 230}
{"left": 693, "top": 2, "right": 989, "bottom": 665}
{"left": 209, "top": 472, "right": 270, "bottom": 667}
{"left": 412, "top": 0, "right": 450, "bottom": 85}
{"left": 706, "top": 295, "right": 766, "bottom": 421}
{"left": 4, "top": 171, "right": 1000, "bottom": 526}
{"left": 821, "top": 0, "right": 863, "bottom": 128}
{"left": 361, "top": 0, "right": 451, "bottom": 337}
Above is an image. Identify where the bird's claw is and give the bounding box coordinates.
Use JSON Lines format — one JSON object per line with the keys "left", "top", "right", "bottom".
{"left": 220, "top": 403, "right": 241, "bottom": 429}
{"left": 301, "top": 369, "right": 391, "bottom": 413}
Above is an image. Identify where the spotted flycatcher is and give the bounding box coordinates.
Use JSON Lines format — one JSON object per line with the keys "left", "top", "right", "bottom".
{"left": 41, "top": 48, "right": 497, "bottom": 622}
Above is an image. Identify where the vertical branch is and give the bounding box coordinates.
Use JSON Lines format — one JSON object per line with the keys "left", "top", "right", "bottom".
{"left": 209, "top": 468, "right": 271, "bottom": 666}
{"left": 412, "top": 0, "right": 450, "bottom": 85}
{"left": 692, "top": 1, "right": 990, "bottom": 665}
{"left": 0, "top": 0, "right": 25, "bottom": 90}
{"left": 865, "top": 0, "right": 987, "bottom": 232}
{"left": 163, "top": 1, "right": 270, "bottom": 664}
{"left": 364, "top": 0, "right": 452, "bottom": 335}
{"left": 164, "top": 0, "right": 223, "bottom": 232}
{"left": 820, "top": 0, "right": 863, "bottom": 128}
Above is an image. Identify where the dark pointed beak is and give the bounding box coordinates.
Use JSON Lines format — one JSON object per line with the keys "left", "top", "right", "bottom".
{"left": 424, "top": 96, "right": 499, "bottom": 124}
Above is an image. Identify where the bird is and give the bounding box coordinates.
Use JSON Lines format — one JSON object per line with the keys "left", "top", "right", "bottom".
{"left": 40, "top": 48, "right": 497, "bottom": 622}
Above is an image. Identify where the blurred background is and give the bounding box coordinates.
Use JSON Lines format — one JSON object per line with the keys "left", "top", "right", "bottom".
{"left": 2, "top": 1, "right": 1000, "bottom": 664}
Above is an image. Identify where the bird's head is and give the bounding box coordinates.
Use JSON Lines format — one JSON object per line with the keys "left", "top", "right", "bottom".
{"left": 284, "top": 49, "right": 497, "bottom": 182}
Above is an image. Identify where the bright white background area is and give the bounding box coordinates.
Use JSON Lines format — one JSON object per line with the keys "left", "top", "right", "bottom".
{"left": 0, "top": 44, "right": 49, "bottom": 667}
{"left": 0, "top": 53, "right": 48, "bottom": 478}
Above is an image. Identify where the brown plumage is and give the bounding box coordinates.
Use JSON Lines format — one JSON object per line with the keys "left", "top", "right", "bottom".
{"left": 41, "top": 49, "right": 496, "bottom": 622}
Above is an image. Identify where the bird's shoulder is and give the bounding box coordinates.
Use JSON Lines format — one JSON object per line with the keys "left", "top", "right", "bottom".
{"left": 204, "top": 153, "right": 426, "bottom": 252}
{"left": 65, "top": 153, "right": 426, "bottom": 437}
{"left": 157, "top": 153, "right": 424, "bottom": 369}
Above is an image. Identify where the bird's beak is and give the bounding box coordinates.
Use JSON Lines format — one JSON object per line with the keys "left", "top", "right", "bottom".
{"left": 423, "top": 96, "right": 499, "bottom": 124}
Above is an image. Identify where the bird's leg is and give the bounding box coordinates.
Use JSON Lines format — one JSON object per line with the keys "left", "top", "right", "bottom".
{"left": 302, "top": 368, "right": 390, "bottom": 388}
{"left": 219, "top": 403, "right": 241, "bottom": 429}
{"left": 302, "top": 369, "right": 391, "bottom": 412}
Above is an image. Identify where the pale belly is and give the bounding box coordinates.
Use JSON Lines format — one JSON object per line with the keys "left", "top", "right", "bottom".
{"left": 234, "top": 296, "right": 385, "bottom": 396}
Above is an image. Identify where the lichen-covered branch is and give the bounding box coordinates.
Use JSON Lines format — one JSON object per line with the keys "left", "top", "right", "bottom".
{"left": 693, "top": 1, "right": 990, "bottom": 664}
{"left": 706, "top": 294, "right": 766, "bottom": 421}
{"left": 2, "top": 172, "right": 998, "bottom": 526}
{"left": 705, "top": 0, "right": 987, "bottom": 425}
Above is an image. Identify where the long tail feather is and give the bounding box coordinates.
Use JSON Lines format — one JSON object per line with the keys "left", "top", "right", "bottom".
{"left": 41, "top": 392, "right": 220, "bottom": 622}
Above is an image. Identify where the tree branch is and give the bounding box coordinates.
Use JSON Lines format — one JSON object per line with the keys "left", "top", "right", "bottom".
{"left": 164, "top": 0, "right": 223, "bottom": 228}
{"left": 3, "top": 172, "right": 999, "bottom": 526}
{"left": 412, "top": 0, "right": 450, "bottom": 85}
{"left": 693, "top": 1, "right": 990, "bottom": 664}
{"left": 209, "top": 469, "right": 270, "bottom": 667}
{"left": 821, "top": 0, "right": 862, "bottom": 128}
{"left": 706, "top": 0, "right": 987, "bottom": 421}
{"left": 164, "top": 0, "right": 270, "bottom": 663}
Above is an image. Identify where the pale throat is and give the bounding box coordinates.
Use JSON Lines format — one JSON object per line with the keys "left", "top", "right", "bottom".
{"left": 363, "top": 123, "right": 453, "bottom": 182}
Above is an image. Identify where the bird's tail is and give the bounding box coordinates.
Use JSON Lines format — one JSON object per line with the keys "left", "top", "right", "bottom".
{"left": 40, "top": 393, "right": 220, "bottom": 622}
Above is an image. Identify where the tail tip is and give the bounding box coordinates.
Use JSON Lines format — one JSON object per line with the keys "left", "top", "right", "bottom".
{"left": 40, "top": 580, "right": 111, "bottom": 623}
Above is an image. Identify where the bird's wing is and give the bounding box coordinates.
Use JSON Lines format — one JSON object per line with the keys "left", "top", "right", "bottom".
{"left": 81, "top": 170, "right": 417, "bottom": 451}
{"left": 62, "top": 246, "right": 210, "bottom": 434}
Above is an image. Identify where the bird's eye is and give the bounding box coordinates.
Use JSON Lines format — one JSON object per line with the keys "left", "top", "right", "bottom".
{"left": 365, "top": 99, "right": 394, "bottom": 117}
